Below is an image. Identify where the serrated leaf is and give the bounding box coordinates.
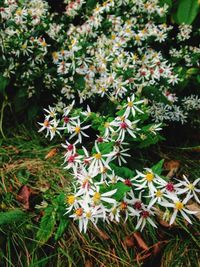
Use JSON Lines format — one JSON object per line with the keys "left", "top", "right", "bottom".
{"left": 36, "top": 207, "right": 56, "bottom": 244}
{"left": 176, "top": 0, "right": 199, "bottom": 25}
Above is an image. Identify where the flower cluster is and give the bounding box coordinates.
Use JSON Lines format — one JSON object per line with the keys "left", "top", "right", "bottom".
{"left": 1, "top": 0, "right": 199, "bottom": 127}
{"left": 39, "top": 99, "right": 199, "bottom": 232}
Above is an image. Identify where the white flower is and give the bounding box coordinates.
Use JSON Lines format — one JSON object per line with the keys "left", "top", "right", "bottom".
{"left": 70, "top": 119, "right": 91, "bottom": 143}
{"left": 88, "top": 143, "right": 114, "bottom": 174}
{"left": 161, "top": 196, "right": 197, "bottom": 225}
{"left": 176, "top": 175, "right": 200, "bottom": 204}
{"left": 135, "top": 207, "right": 157, "bottom": 231}
{"left": 123, "top": 94, "right": 144, "bottom": 118}
{"left": 89, "top": 186, "right": 117, "bottom": 205}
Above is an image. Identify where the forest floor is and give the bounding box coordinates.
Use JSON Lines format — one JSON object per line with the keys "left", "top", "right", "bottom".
{"left": 0, "top": 126, "right": 200, "bottom": 267}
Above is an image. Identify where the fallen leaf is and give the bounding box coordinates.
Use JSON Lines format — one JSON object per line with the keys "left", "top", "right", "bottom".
{"left": 164, "top": 160, "right": 180, "bottom": 178}
{"left": 124, "top": 235, "right": 135, "bottom": 247}
{"left": 186, "top": 202, "right": 200, "bottom": 220}
{"left": 136, "top": 251, "right": 151, "bottom": 264}
{"left": 96, "top": 228, "right": 110, "bottom": 240}
{"left": 16, "top": 185, "right": 33, "bottom": 210}
{"left": 133, "top": 232, "right": 148, "bottom": 250}
{"left": 85, "top": 260, "right": 93, "bottom": 267}
{"left": 45, "top": 148, "right": 58, "bottom": 160}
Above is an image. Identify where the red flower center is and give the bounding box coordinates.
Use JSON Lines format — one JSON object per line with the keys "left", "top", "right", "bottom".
{"left": 67, "top": 144, "right": 73, "bottom": 151}
{"left": 97, "top": 137, "right": 104, "bottom": 143}
{"left": 141, "top": 210, "right": 150, "bottom": 218}
{"left": 68, "top": 155, "right": 75, "bottom": 163}
{"left": 120, "top": 122, "right": 128, "bottom": 129}
{"left": 133, "top": 201, "right": 142, "bottom": 210}
{"left": 64, "top": 116, "right": 70, "bottom": 123}
{"left": 166, "top": 182, "right": 174, "bottom": 192}
{"left": 124, "top": 179, "right": 132, "bottom": 187}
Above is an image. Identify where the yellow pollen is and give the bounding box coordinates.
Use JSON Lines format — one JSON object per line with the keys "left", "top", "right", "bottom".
{"left": 135, "top": 35, "right": 141, "bottom": 41}
{"left": 86, "top": 211, "right": 91, "bottom": 218}
{"left": 43, "top": 120, "right": 49, "bottom": 127}
{"left": 94, "top": 153, "right": 102, "bottom": 160}
{"left": 16, "top": 9, "right": 22, "bottom": 15}
{"left": 175, "top": 201, "right": 184, "bottom": 210}
{"left": 156, "top": 190, "right": 163, "bottom": 197}
{"left": 74, "top": 126, "right": 81, "bottom": 134}
{"left": 75, "top": 208, "right": 83, "bottom": 217}
{"left": 41, "top": 41, "right": 47, "bottom": 47}
{"left": 127, "top": 101, "right": 133, "bottom": 107}
{"left": 104, "top": 122, "right": 110, "bottom": 128}
{"left": 93, "top": 192, "right": 101, "bottom": 203}
{"left": 52, "top": 52, "right": 58, "bottom": 59}
{"left": 51, "top": 127, "right": 56, "bottom": 133}
{"left": 187, "top": 183, "right": 194, "bottom": 190}
{"left": 145, "top": 173, "right": 154, "bottom": 182}
{"left": 22, "top": 44, "right": 27, "bottom": 49}
{"left": 120, "top": 202, "right": 127, "bottom": 210}
{"left": 67, "top": 195, "right": 75, "bottom": 205}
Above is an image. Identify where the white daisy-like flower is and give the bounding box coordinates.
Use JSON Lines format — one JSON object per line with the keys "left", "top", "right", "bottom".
{"left": 69, "top": 119, "right": 91, "bottom": 143}
{"left": 160, "top": 196, "right": 197, "bottom": 225}
{"left": 123, "top": 94, "right": 144, "bottom": 118}
{"left": 176, "top": 175, "right": 200, "bottom": 204}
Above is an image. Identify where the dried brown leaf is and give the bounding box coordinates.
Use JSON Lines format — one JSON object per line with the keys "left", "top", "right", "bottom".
{"left": 124, "top": 235, "right": 135, "bottom": 247}
{"left": 45, "top": 148, "right": 58, "bottom": 160}
{"left": 96, "top": 228, "right": 110, "bottom": 240}
{"left": 133, "top": 232, "right": 148, "bottom": 250}
{"left": 186, "top": 202, "right": 200, "bottom": 220}
{"left": 164, "top": 160, "right": 180, "bottom": 178}
{"left": 16, "top": 185, "right": 33, "bottom": 210}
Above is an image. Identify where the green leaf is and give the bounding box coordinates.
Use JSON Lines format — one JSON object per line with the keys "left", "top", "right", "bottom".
{"left": 0, "top": 75, "right": 9, "bottom": 95}
{"left": 176, "top": 0, "right": 199, "bottom": 24}
{"left": 92, "top": 142, "right": 114, "bottom": 155}
{"left": 160, "top": 0, "right": 172, "bottom": 7}
{"left": 55, "top": 218, "right": 69, "bottom": 240}
{"left": 110, "top": 163, "right": 135, "bottom": 178}
{"left": 112, "top": 182, "right": 131, "bottom": 201}
{"left": 36, "top": 207, "right": 56, "bottom": 245}
{"left": 0, "top": 210, "right": 27, "bottom": 225}
{"left": 151, "top": 159, "right": 164, "bottom": 175}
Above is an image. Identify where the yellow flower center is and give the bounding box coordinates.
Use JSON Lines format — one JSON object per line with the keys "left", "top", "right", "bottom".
{"left": 93, "top": 192, "right": 101, "bottom": 203}
{"left": 86, "top": 211, "right": 91, "bottom": 218}
{"left": 74, "top": 126, "right": 81, "bottom": 134}
{"left": 22, "top": 44, "right": 27, "bottom": 49}
{"left": 51, "top": 127, "right": 56, "bottom": 133}
{"left": 67, "top": 195, "right": 75, "bottom": 205}
{"left": 52, "top": 52, "right": 58, "bottom": 60}
{"left": 94, "top": 153, "right": 102, "bottom": 160}
{"left": 175, "top": 201, "right": 184, "bottom": 210}
{"left": 120, "top": 201, "right": 127, "bottom": 210}
{"left": 41, "top": 41, "right": 47, "bottom": 47}
{"left": 104, "top": 122, "right": 110, "bottom": 128}
{"left": 135, "top": 35, "right": 141, "bottom": 41}
{"left": 75, "top": 208, "right": 83, "bottom": 217}
{"left": 127, "top": 101, "right": 133, "bottom": 107}
{"left": 145, "top": 173, "right": 154, "bottom": 182}
{"left": 44, "top": 120, "right": 49, "bottom": 127}
{"left": 187, "top": 183, "right": 194, "bottom": 190}
{"left": 156, "top": 190, "right": 163, "bottom": 198}
{"left": 16, "top": 9, "right": 22, "bottom": 15}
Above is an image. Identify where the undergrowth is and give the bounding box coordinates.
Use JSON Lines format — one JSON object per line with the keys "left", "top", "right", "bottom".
{"left": 0, "top": 127, "right": 200, "bottom": 267}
